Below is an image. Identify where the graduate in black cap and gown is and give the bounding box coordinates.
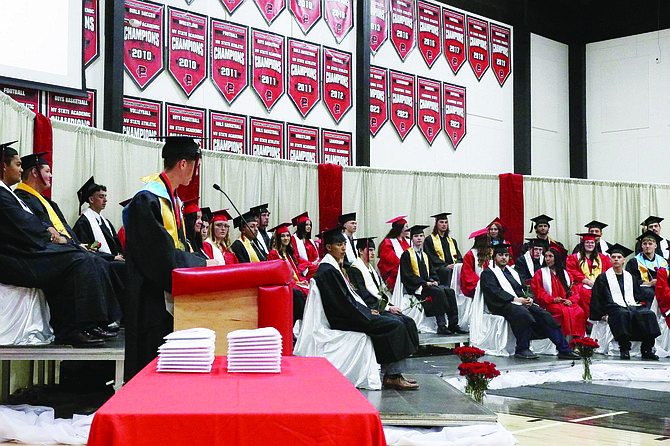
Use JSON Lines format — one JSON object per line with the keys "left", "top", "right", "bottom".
{"left": 626, "top": 230, "right": 668, "bottom": 307}
{"left": 339, "top": 212, "right": 357, "bottom": 268}
{"left": 250, "top": 203, "right": 271, "bottom": 256}
{"left": 519, "top": 214, "right": 564, "bottom": 256}
{"left": 423, "top": 212, "right": 462, "bottom": 286}
{"left": 572, "top": 220, "right": 612, "bottom": 255}
{"left": 515, "top": 238, "right": 548, "bottom": 285}
{"left": 635, "top": 216, "right": 669, "bottom": 258}
{"left": 73, "top": 177, "right": 124, "bottom": 258}
{"left": 230, "top": 210, "right": 267, "bottom": 263}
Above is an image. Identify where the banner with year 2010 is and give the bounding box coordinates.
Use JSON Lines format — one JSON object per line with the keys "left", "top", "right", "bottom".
{"left": 124, "top": 0, "right": 164, "bottom": 90}
{"left": 167, "top": 7, "right": 208, "bottom": 97}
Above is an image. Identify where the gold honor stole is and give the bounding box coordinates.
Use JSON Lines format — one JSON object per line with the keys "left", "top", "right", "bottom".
{"left": 635, "top": 254, "right": 668, "bottom": 282}
{"left": 241, "top": 236, "right": 260, "bottom": 262}
{"left": 408, "top": 248, "right": 430, "bottom": 278}
{"left": 15, "top": 183, "right": 71, "bottom": 238}
{"left": 580, "top": 257, "right": 602, "bottom": 282}
{"left": 430, "top": 234, "right": 458, "bottom": 263}
{"left": 141, "top": 174, "right": 189, "bottom": 252}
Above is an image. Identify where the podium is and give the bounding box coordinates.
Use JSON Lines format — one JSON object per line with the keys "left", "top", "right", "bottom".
{"left": 171, "top": 260, "right": 294, "bottom": 356}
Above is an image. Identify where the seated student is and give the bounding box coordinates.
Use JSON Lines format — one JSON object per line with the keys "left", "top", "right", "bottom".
{"left": 424, "top": 212, "right": 462, "bottom": 286}
{"left": 515, "top": 238, "right": 547, "bottom": 285}
{"left": 203, "top": 209, "right": 238, "bottom": 265}
{"left": 519, "top": 214, "right": 564, "bottom": 256}
{"left": 250, "top": 203, "right": 271, "bottom": 256}
{"left": 635, "top": 216, "right": 669, "bottom": 258}
{"left": 267, "top": 222, "right": 307, "bottom": 325}
{"left": 200, "top": 207, "right": 212, "bottom": 245}
{"left": 572, "top": 220, "right": 611, "bottom": 255}
{"left": 488, "top": 218, "right": 514, "bottom": 265}
{"left": 181, "top": 197, "right": 206, "bottom": 257}
{"left": 291, "top": 212, "right": 320, "bottom": 280}
{"left": 626, "top": 230, "right": 668, "bottom": 307}
{"left": 117, "top": 198, "right": 131, "bottom": 252}
{"left": 460, "top": 227, "right": 492, "bottom": 298}
{"left": 230, "top": 210, "right": 267, "bottom": 263}
{"left": 399, "top": 224, "right": 467, "bottom": 335}
{"left": 531, "top": 245, "right": 585, "bottom": 338}
{"left": 315, "top": 226, "right": 420, "bottom": 390}
{"left": 338, "top": 212, "right": 358, "bottom": 268}
{"left": 591, "top": 244, "right": 661, "bottom": 360}
{"left": 378, "top": 216, "right": 410, "bottom": 291}
{"left": 566, "top": 233, "right": 612, "bottom": 319}
{"left": 479, "top": 243, "right": 579, "bottom": 360}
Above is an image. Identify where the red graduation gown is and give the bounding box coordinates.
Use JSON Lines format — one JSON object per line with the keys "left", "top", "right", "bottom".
{"left": 377, "top": 237, "right": 409, "bottom": 291}
{"left": 565, "top": 253, "right": 612, "bottom": 319}
{"left": 202, "top": 242, "right": 238, "bottom": 265}
{"left": 655, "top": 268, "right": 670, "bottom": 329}
{"left": 290, "top": 236, "right": 319, "bottom": 281}
{"left": 531, "top": 269, "right": 585, "bottom": 336}
{"left": 460, "top": 250, "right": 480, "bottom": 298}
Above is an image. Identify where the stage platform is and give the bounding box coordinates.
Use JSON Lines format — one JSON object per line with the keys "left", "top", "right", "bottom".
{"left": 418, "top": 332, "right": 469, "bottom": 348}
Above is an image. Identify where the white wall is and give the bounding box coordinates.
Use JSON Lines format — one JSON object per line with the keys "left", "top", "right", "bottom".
{"left": 530, "top": 33, "right": 569, "bottom": 177}
{"left": 587, "top": 29, "right": 670, "bottom": 182}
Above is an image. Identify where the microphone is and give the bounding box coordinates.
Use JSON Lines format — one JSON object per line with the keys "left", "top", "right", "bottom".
{"left": 212, "top": 184, "right": 257, "bottom": 242}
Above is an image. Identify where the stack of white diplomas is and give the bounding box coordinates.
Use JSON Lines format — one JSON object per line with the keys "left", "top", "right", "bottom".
{"left": 227, "top": 327, "right": 282, "bottom": 373}
{"left": 157, "top": 328, "right": 216, "bottom": 373}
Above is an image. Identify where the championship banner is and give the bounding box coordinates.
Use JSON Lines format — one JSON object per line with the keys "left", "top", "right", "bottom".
{"left": 210, "top": 110, "right": 246, "bottom": 154}
{"left": 324, "top": 0, "right": 353, "bottom": 43}
{"left": 84, "top": 0, "right": 99, "bottom": 66}
{"left": 490, "top": 23, "right": 511, "bottom": 87}
{"left": 1, "top": 85, "right": 41, "bottom": 112}
{"left": 287, "top": 123, "right": 318, "bottom": 163}
{"left": 370, "top": 0, "right": 388, "bottom": 54}
{"left": 166, "top": 103, "right": 206, "bottom": 149}
{"left": 124, "top": 0, "right": 164, "bottom": 90}
{"left": 369, "top": 66, "right": 388, "bottom": 136}
{"left": 287, "top": 38, "right": 320, "bottom": 117}
{"left": 210, "top": 19, "right": 248, "bottom": 104}
{"left": 443, "top": 8, "right": 466, "bottom": 75}
{"left": 220, "top": 0, "right": 246, "bottom": 14}
{"left": 321, "top": 129, "right": 351, "bottom": 166}
{"left": 167, "top": 7, "right": 208, "bottom": 97}
{"left": 250, "top": 117, "right": 284, "bottom": 159}
{"left": 47, "top": 90, "right": 96, "bottom": 127}
{"left": 122, "top": 96, "right": 162, "bottom": 139}
{"left": 417, "top": 77, "right": 441, "bottom": 145}
{"left": 442, "top": 83, "right": 466, "bottom": 149}
{"left": 417, "top": 0, "right": 440, "bottom": 68}
{"left": 254, "top": 0, "right": 286, "bottom": 25}
{"left": 323, "top": 47, "right": 352, "bottom": 123}
{"left": 289, "top": 0, "right": 321, "bottom": 35}
{"left": 389, "top": 70, "right": 415, "bottom": 141}
{"left": 251, "top": 29, "right": 285, "bottom": 111}
{"left": 467, "top": 16, "right": 489, "bottom": 81}
{"left": 390, "top": 0, "right": 415, "bottom": 61}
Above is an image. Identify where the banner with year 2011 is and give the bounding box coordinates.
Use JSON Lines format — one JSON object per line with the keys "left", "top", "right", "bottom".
{"left": 210, "top": 110, "right": 247, "bottom": 154}
{"left": 210, "top": 19, "right": 248, "bottom": 104}
{"left": 167, "top": 7, "right": 208, "bottom": 97}
{"left": 251, "top": 29, "right": 285, "bottom": 111}
{"left": 287, "top": 38, "right": 320, "bottom": 117}
{"left": 122, "top": 96, "right": 162, "bottom": 140}
{"left": 124, "top": 0, "right": 164, "bottom": 90}
{"left": 442, "top": 83, "right": 466, "bottom": 149}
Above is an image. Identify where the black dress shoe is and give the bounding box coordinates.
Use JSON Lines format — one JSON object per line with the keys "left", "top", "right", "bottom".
{"left": 437, "top": 325, "right": 453, "bottom": 335}
{"left": 89, "top": 327, "right": 117, "bottom": 339}
{"left": 57, "top": 332, "right": 105, "bottom": 347}
{"left": 620, "top": 350, "right": 631, "bottom": 360}
{"left": 641, "top": 351, "right": 659, "bottom": 360}
{"left": 514, "top": 349, "right": 539, "bottom": 359}
{"left": 449, "top": 325, "right": 469, "bottom": 335}
{"left": 558, "top": 350, "right": 580, "bottom": 360}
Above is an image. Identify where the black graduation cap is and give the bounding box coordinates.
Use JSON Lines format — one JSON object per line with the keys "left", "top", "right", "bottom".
{"left": 200, "top": 207, "right": 212, "bottom": 222}
{"left": 530, "top": 214, "right": 553, "bottom": 225}
{"left": 584, "top": 220, "right": 608, "bottom": 230}
{"left": 354, "top": 236, "right": 377, "bottom": 250}
{"left": 640, "top": 216, "right": 664, "bottom": 226}
{"left": 338, "top": 212, "right": 356, "bottom": 225}
{"left": 525, "top": 237, "right": 549, "bottom": 248}
{"left": 636, "top": 230, "right": 662, "bottom": 244}
{"left": 250, "top": 203, "right": 270, "bottom": 216}
{"left": 0, "top": 141, "right": 18, "bottom": 160}
{"left": 431, "top": 212, "right": 451, "bottom": 220}
{"left": 492, "top": 242, "right": 514, "bottom": 254}
{"left": 157, "top": 136, "right": 201, "bottom": 160}
{"left": 119, "top": 198, "right": 132, "bottom": 208}
{"left": 20, "top": 152, "right": 50, "bottom": 171}
{"left": 409, "top": 224, "right": 429, "bottom": 236}
{"left": 233, "top": 210, "right": 257, "bottom": 229}
{"left": 317, "top": 226, "right": 346, "bottom": 245}
{"left": 607, "top": 243, "right": 633, "bottom": 258}
{"left": 77, "top": 176, "right": 98, "bottom": 206}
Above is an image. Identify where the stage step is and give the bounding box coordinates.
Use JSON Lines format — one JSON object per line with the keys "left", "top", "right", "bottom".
{"left": 418, "top": 332, "right": 469, "bottom": 348}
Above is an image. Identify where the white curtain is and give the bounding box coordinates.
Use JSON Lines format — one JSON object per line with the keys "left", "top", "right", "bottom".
{"left": 0, "top": 91, "right": 34, "bottom": 156}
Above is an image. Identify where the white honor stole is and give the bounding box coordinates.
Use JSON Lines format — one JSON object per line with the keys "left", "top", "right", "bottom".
{"left": 524, "top": 251, "right": 542, "bottom": 278}
{"left": 293, "top": 234, "right": 308, "bottom": 261}
{"left": 661, "top": 238, "right": 669, "bottom": 260}
{"left": 351, "top": 257, "right": 381, "bottom": 299}
{"left": 470, "top": 249, "right": 493, "bottom": 276}
{"left": 321, "top": 254, "right": 368, "bottom": 306}
{"left": 345, "top": 236, "right": 356, "bottom": 264}
{"left": 540, "top": 267, "right": 570, "bottom": 295}
{"left": 390, "top": 237, "right": 406, "bottom": 259}
{"left": 204, "top": 238, "right": 226, "bottom": 264}
{"left": 83, "top": 207, "right": 112, "bottom": 254}
{"left": 599, "top": 239, "right": 609, "bottom": 256}
{"left": 605, "top": 269, "right": 637, "bottom": 307}
{"left": 491, "top": 265, "right": 523, "bottom": 304}
{"left": 256, "top": 231, "right": 269, "bottom": 255}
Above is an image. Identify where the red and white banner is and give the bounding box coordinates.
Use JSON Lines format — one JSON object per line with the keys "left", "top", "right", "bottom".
{"left": 254, "top": 0, "right": 286, "bottom": 25}
{"left": 210, "top": 110, "right": 247, "bottom": 154}
{"left": 84, "top": 0, "right": 99, "bottom": 66}
{"left": 417, "top": 77, "right": 441, "bottom": 145}
{"left": 323, "top": 47, "right": 352, "bottom": 123}
{"left": 390, "top": 0, "right": 415, "bottom": 61}
{"left": 166, "top": 103, "right": 206, "bottom": 149}
{"left": 251, "top": 29, "right": 285, "bottom": 111}
{"left": 122, "top": 96, "right": 162, "bottom": 140}
{"left": 389, "top": 70, "right": 415, "bottom": 141}
{"left": 47, "top": 90, "right": 96, "bottom": 127}
{"left": 417, "top": 0, "right": 440, "bottom": 68}
{"left": 167, "top": 7, "right": 208, "bottom": 97}
{"left": 442, "top": 8, "right": 466, "bottom": 75}
{"left": 250, "top": 117, "right": 284, "bottom": 159}
{"left": 210, "top": 19, "right": 248, "bottom": 104}
{"left": 287, "top": 38, "right": 320, "bottom": 117}
{"left": 467, "top": 16, "right": 489, "bottom": 81}
{"left": 1, "top": 85, "right": 41, "bottom": 112}
{"left": 369, "top": 66, "right": 388, "bottom": 136}
{"left": 490, "top": 23, "right": 511, "bottom": 87}
{"left": 219, "top": 0, "right": 246, "bottom": 14}
{"left": 321, "top": 129, "right": 351, "bottom": 166}
{"left": 370, "top": 0, "right": 388, "bottom": 54}
{"left": 442, "top": 83, "right": 466, "bottom": 149}
{"left": 124, "top": 0, "right": 164, "bottom": 90}
{"left": 287, "top": 123, "right": 318, "bottom": 163}
{"left": 289, "top": 0, "right": 321, "bottom": 34}
{"left": 324, "top": 0, "right": 353, "bottom": 43}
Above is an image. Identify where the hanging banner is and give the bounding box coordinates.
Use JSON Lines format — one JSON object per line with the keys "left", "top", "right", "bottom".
{"left": 47, "top": 90, "right": 96, "bottom": 127}
{"left": 490, "top": 23, "right": 511, "bottom": 87}
{"left": 84, "top": 0, "right": 99, "bottom": 66}
{"left": 417, "top": 0, "right": 440, "bottom": 68}
{"left": 251, "top": 29, "right": 285, "bottom": 111}
{"left": 166, "top": 103, "right": 206, "bottom": 149}
{"left": 287, "top": 38, "right": 320, "bottom": 117}
{"left": 122, "top": 96, "right": 162, "bottom": 139}
{"left": 323, "top": 47, "right": 352, "bottom": 123}
{"left": 220, "top": 0, "right": 246, "bottom": 14}
{"left": 167, "top": 7, "right": 208, "bottom": 97}
{"left": 250, "top": 117, "right": 285, "bottom": 159}
{"left": 321, "top": 129, "right": 351, "bottom": 166}
{"left": 210, "top": 19, "right": 248, "bottom": 104}
{"left": 254, "top": 0, "right": 286, "bottom": 25}
{"left": 287, "top": 123, "right": 318, "bottom": 163}
{"left": 324, "top": 0, "right": 353, "bottom": 43}
{"left": 417, "top": 77, "right": 441, "bottom": 145}
{"left": 289, "top": 0, "right": 321, "bottom": 35}
{"left": 442, "top": 8, "right": 466, "bottom": 75}
{"left": 0, "top": 85, "right": 41, "bottom": 112}
{"left": 442, "top": 83, "right": 466, "bottom": 149}
{"left": 467, "top": 16, "right": 489, "bottom": 81}
{"left": 390, "top": 0, "right": 415, "bottom": 61}
{"left": 124, "top": 0, "right": 164, "bottom": 90}
{"left": 210, "top": 110, "right": 247, "bottom": 154}
{"left": 369, "top": 66, "right": 388, "bottom": 136}
{"left": 370, "top": 0, "right": 388, "bottom": 54}
{"left": 389, "top": 70, "right": 415, "bottom": 141}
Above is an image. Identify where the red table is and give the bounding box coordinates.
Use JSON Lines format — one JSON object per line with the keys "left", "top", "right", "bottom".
{"left": 87, "top": 356, "right": 387, "bottom": 446}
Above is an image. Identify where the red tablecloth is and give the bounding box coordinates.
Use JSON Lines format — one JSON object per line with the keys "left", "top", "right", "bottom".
{"left": 87, "top": 356, "right": 386, "bottom": 446}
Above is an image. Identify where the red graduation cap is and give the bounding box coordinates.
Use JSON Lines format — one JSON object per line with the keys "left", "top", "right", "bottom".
{"left": 269, "top": 222, "right": 292, "bottom": 235}
{"left": 488, "top": 217, "right": 506, "bottom": 230}
{"left": 469, "top": 227, "right": 489, "bottom": 239}
{"left": 182, "top": 197, "right": 201, "bottom": 215}
{"left": 386, "top": 215, "right": 407, "bottom": 225}
{"left": 548, "top": 241, "right": 568, "bottom": 259}
{"left": 576, "top": 232, "right": 597, "bottom": 241}
{"left": 291, "top": 212, "right": 310, "bottom": 227}
{"left": 211, "top": 209, "right": 233, "bottom": 223}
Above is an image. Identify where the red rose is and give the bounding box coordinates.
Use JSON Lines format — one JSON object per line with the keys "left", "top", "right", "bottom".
{"left": 425, "top": 296, "right": 433, "bottom": 303}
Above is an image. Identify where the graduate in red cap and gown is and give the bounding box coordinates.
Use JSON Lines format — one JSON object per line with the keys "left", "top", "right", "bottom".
{"left": 290, "top": 212, "right": 319, "bottom": 280}
{"left": 377, "top": 216, "right": 410, "bottom": 291}
{"left": 460, "top": 227, "right": 492, "bottom": 298}
{"left": 566, "top": 233, "right": 612, "bottom": 319}
{"left": 203, "top": 209, "right": 238, "bottom": 265}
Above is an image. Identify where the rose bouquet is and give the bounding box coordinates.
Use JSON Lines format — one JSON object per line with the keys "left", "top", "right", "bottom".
{"left": 569, "top": 337, "right": 599, "bottom": 383}
{"left": 457, "top": 361, "right": 500, "bottom": 403}
{"left": 453, "top": 346, "right": 486, "bottom": 363}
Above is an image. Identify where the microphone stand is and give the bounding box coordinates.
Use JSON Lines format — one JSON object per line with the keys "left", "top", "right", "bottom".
{"left": 212, "top": 184, "right": 260, "bottom": 244}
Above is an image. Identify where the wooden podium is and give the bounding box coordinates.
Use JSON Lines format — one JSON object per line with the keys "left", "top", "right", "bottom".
{"left": 171, "top": 260, "right": 294, "bottom": 356}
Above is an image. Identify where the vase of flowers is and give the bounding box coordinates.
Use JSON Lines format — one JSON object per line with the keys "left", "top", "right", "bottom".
{"left": 569, "top": 337, "right": 599, "bottom": 383}
{"left": 458, "top": 361, "right": 500, "bottom": 404}
{"left": 453, "top": 346, "right": 486, "bottom": 363}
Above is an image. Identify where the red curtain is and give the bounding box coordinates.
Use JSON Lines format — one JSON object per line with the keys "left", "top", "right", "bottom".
{"left": 318, "top": 163, "right": 342, "bottom": 233}
{"left": 33, "top": 113, "right": 53, "bottom": 198}
{"left": 499, "top": 173, "right": 524, "bottom": 257}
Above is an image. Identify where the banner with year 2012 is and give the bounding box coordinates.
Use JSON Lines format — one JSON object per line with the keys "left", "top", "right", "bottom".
{"left": 287, "top": 123, "right": 319, "bottom": 163}
{"left": 210, "top": 110, "right": 247, "bottom": 154}
{"left": 251, "top": 29, "right": 285, "bottom": 111}
{"left": 122, "top": 96, "right": 162, "bottom": 139}
{"left": 442, "top": 83, "right": 466, "bottom": 149}
{"left": 124, "top": 0, "right": 164, "bottom": 90}
{"left": 167, "top": 7, "right": 208, "bottom": 97}
{"left": 323, "top": 47, "right": 352, "bottom": 123}
{"left": 210, "top": 19, "right": 248, "bottom": 104}
{"left": 321, "top": 129, "right": 351, "bottom": 166}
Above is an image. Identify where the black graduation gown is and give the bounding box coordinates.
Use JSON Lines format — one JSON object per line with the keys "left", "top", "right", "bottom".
{"left": 519, "top": 238, "right": 564, "bottom": 256}
{"left": 231, "top": 238, "right": 267, "bottom": 263}
{"left": 315, "top": 262, "right": 417, "bottom": 364}
{"left": 424, "top": 234, "right": 462, "bottom": 286}
{"left": 123, "top": 189, "right": 206, "bottom": 380}
{"left": 399, "top": 249, "right": 457, "bottom": 319}
{"left": 73, "top": 214, "right": 124, "bottom": 256}
{"left": 514, "top": 255, "right": 541, "bottom": 284}
{"left": 15, "top": 190, "right": 79, "bottom": 242}
{"left": 625, "top": 256, "right": 660, "bottom": 307}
